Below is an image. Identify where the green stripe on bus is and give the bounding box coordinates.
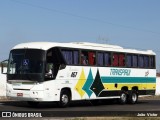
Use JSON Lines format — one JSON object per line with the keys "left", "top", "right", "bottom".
{"left": 101, "top": 77, "right": 156, "bottom": 83}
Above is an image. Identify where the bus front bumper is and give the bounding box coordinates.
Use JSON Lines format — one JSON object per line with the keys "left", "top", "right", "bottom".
{"left": 6, "top": 83, "right": 59, "bottom": 102}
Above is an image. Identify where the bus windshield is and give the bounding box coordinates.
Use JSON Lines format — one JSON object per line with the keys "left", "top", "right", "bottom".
{"left": 7, "top": 49, "right": 45, "bottom": 82}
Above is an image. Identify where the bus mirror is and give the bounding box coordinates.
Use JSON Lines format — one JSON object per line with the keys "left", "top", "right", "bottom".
{"left": 59, "top": 64, "right": 66, "bottom": 70}
{"left": 1, "top": 60, "right": 8, "bottom": 74}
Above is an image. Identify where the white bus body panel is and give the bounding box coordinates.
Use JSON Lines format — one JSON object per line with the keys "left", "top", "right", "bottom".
{"left": 7, "top": 65, "right": 156, "bottom": 101}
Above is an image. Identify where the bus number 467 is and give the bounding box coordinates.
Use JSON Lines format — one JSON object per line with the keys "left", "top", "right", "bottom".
{"left": 71, "top": 72, "right": 78, "bottom": 78}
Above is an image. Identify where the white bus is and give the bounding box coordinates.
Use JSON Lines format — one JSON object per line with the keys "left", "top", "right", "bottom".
{"left": 1, "top": 42, "right": 156, "bottom": 107}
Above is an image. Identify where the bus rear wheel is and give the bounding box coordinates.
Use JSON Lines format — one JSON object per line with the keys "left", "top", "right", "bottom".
{"left": 59, "top": 90, "right": 71, "bottom": 107}
{"left": 128, "top": 90, "right": 138, "bottom": 104}
{"left": 119, "top": 91, "right": 127, "bottom": 104}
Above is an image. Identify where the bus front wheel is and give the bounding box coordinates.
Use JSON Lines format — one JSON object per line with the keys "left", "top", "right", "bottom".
{"left": 59, "top": 90, "right": 71, "bottom": 107}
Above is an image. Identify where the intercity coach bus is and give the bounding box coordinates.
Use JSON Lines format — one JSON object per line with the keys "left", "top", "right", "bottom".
{"left": 1, "top": 42, "right": 156, "bottom": 107}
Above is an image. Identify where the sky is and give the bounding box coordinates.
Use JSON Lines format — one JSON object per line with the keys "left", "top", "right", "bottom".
{"left": 0, "top": 0, "right": 160, "bottom": 70}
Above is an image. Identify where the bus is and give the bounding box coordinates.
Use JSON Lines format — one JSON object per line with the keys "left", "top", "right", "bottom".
{"left": 1, "top": 42, "right": 156, "bottom": 107}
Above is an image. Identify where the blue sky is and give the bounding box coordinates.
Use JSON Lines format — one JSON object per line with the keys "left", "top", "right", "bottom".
{"left": 0, "top": 0, "right": 160, "bottom": 70}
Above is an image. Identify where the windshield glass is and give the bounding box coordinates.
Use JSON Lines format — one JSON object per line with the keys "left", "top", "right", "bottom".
{"left": 7, "top": 49, "right": 45, "bottom": 81}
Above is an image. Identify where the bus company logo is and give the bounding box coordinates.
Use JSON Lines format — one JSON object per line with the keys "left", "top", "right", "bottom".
{"left": 2, "top": 112, "right": 11, "bottom": 117}
{"left": 145, "top": 71, "right": 149, "bottom": 76}
{"left": 23, "top": 59, "right": 29, "bottom": 66}
{"left": 110, "top": 69, "right": 131, "bottom": 76}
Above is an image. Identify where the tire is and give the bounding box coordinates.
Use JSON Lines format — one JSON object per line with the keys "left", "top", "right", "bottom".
{"left": 27, "top": 101, "right": 39, "bottom": 107}
{"left": 119, "top": 91, "right": 127, "bottom": 104}
{"left": 59, "top": 90, "right": 71, "bottom": 107}
{"left": 128, "top": 90, "right": 138, "bottom": 104}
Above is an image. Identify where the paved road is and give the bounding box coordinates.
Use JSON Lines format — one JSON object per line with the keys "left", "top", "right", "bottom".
{"left": 0, "top": 99, "right": 160, "bottom": 117}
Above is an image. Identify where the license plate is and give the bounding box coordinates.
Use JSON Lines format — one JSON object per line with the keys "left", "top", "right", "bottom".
{"left": 17, "top": 93, "right": 23, "bottom": 97}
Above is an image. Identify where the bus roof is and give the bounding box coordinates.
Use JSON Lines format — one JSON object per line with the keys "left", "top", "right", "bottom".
{"left": 12, "top": 42, "right": 156, "bottom": 55}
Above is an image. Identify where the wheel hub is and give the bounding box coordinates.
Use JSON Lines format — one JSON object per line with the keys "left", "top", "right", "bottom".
{"left": 132, "top": 93, "right": 137, "bottom": 102}
{"left": 121, "top": 93, "right": 126, "bottom": 102}
{"left": 62, "top": 94, "right": 68, "bottom": 104}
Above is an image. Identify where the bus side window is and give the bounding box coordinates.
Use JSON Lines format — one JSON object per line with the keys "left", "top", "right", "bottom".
{"left": 144, "top": 56, "right": 149, "bottom": 68}
{"left": 119, "top": 54, "right": 125, "bottom": 66}
{"left": 62, "top": 50, "right": 73, "bottom": 64}
{"left": 132, "top": 55, "right": 138, "bottom": 67}
{"left": 97, "top": 52, "right": 104, "bottom": 66}
{"left": 88, "top": 52, "right": 96, "bottom": 65}
{"left": 81, "top": 51, "right": 88, "bottom": 65}
{"left": 150, "top": 56, "right": 155, "bottom": 68}
{"left": 62, "top": 50, "right": 79, "bottom": 65}
{"left": 112, "top": 53, "right": 118, "bottom": 66}
{"left": 73, "top": 51, "right": 79, "bottom": 65}
{"left": 138, "top": 55, "right": 144, "bottom": 68}
{"left": 126, "top": 54, "right": 132, "bottom": 67}
{"left": 104, "top": 53, "right": 111, "bottom": 66}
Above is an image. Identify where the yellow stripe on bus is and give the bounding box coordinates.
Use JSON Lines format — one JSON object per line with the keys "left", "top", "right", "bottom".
{"left": 103, "top": 83, "right": 156, "bottom": 91}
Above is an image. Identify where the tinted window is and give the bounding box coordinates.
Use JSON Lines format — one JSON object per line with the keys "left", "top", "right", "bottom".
{"left": 132, "top": 55, "right": 138, "bottom": 67}
{"left": 81, "top": 51, "right": 88, "bottom": 65}
{"left": 112, "top": 53, "right": 125, "bottom": 67}
{"left": 127, "top": 54, "right": 132, "bottom": 67}
{"left": 138, "top": 55, "right": 144, "bottom": 68}
{"left": 62, "top": 50, "right": 79, "bottom": 65}
{"left": 104, "top": 53, "right": 111, "bottom": 66}
{"left": 119, "top": 54, "right": 125, "bottom": 66}
{"left": 144, "top": 56, "right": 149, "bottom": 68}
{"left": 88, "top": 52, "right": 96, "bottom": 65}
{"left": 97, "top": 52, "right": 104, "bottom": 66}
{"left": 112, "top": 53, "right": 119, "bottom": 66}
{"left": 150, "top": 56, "right": 155, "bottom": 68}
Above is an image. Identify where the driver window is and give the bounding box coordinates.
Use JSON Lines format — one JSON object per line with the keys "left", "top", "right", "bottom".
{"left": 45, "top": 50, "right": 54, "bottom": 79}
{"left": 45, "top": 63, "right": 54, "bottom": 78}
{"left": 45, "top": 48, "right": 66, "bottom": 80}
